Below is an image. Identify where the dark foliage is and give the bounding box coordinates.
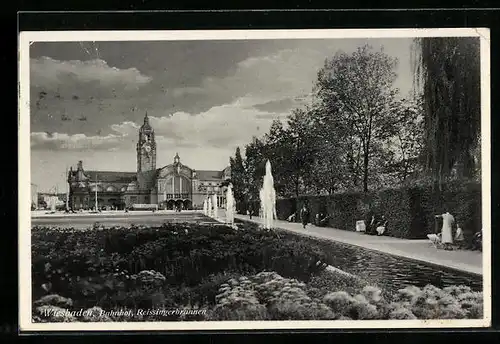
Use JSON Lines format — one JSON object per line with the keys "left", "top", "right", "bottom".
{"left": 275, "top": 181, "right": 481, "bottom": 240}
{"left": 32, "top": 222, "right": 330, "bottom": 311}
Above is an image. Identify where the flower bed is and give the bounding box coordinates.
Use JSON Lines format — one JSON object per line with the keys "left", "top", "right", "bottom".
{"left": 31, "top": 222, "right": 483, "bottom": 322}
{"left": 211, "top": 272, "right": 483, "bottom": 320}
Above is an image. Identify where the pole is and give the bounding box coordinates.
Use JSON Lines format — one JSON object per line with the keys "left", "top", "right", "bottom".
{"left": 65, "top": 167, "right": 69, "bottom": 211}
{"left": 95, "top": 174, "right": 98, "bottom": 211}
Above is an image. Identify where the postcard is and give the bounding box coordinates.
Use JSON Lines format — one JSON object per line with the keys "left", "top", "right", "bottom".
{"left": 18, "top": 28, "right": 491, "bottom": 331}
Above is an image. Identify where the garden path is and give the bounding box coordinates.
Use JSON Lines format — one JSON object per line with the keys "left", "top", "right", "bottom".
{"left": 234, "top": 214, "right": 483, "bottom": 276}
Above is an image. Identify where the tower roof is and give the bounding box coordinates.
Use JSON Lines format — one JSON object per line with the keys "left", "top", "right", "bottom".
{"left": 140, "top": 112, "right": 152, "bottom": 131}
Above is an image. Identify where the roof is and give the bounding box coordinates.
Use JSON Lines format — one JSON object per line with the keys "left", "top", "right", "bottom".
{"left": 83, "top": 171, "right": 137, "bottom": 183}
{"left": 196, "top": 170, "right": 225, "bottom": 181}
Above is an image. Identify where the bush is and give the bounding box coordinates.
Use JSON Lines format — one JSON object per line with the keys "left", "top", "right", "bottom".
{"left": 32, "top": 223, "right": 482, "bottom": 322}
{"left": 307, "top": 270, "right": 370, "bottom": 299}
{"left": 31, "top": 223, "right": 330, "bottom": 314}
{"left": 211, "top": 272, "right": 483, "bottom": 320}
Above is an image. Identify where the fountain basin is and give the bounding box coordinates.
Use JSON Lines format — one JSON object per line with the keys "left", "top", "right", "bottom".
{"left": 236, "top": 219, "right": 482, "bottom": 292}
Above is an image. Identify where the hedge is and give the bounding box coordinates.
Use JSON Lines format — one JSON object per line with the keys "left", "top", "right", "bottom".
{"left": 274, "top": 181, "right": 481, "bottom": 239}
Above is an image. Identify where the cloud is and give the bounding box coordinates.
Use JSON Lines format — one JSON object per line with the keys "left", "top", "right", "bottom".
{"left": 30, "top": 97, "right": 288, "bottom": 152}
{"left": 30, "top": 131, "right": 121, "bottom": 151}
{"left": 30, "top": 57, "right": 152, "bottom": 90}
{"left": 252, "top": 96, "right": 313, "bottom": 113}
{"left": 150, "top": 98, "right": 289, "bottom": 148}
{"left": 30, "top": 121, "right": 141, "bottom": 151}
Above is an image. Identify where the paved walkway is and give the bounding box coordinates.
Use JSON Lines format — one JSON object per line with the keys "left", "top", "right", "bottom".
{"left": 234, "top": 214, "right": 483, "bottom": 276}
{"left": 31, "top": 210, "right": 201, "bottom": 219}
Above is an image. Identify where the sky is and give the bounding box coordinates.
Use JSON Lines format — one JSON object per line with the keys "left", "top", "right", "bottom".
{"left": 28, "top": 38, "right": 414, "bottom": 192}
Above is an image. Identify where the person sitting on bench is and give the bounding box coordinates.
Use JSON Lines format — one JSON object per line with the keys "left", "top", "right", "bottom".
{"left": 365, "top": 214, "right": 378, "bottom": 235}
{"left": 315, "top": 211, "right": 329, "bottom": 227}
{"left": 376, "top": 215, "right": 388, "bottom": 236}
{"left": 472, "top": 230, "right": 482, "bottom": 251}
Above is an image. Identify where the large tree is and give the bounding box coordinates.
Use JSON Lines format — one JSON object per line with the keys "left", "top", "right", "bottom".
{"left": 286, "top": 108, "right": 317, "bottom": 201}
{"left": 412, "top": 37, "right": 481, "bottom": 184}
{"left": 382, "top": 98, "right": 425, "bottom": 184}
{"left": 229, "top": 146, "right": 246, "bottom": 212}
{"left": 243, "top": 137, "right": 267, "bottom": 203}
{"left": 305, "top": 105, "right": 351, "bottom": 195}
{"left": 315, "top": 45, "right": 401, "bottom": 192}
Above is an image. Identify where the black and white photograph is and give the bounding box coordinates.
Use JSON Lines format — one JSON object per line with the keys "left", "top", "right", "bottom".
{"left": 18, "top": 29, "right": 490, "bottom": 331}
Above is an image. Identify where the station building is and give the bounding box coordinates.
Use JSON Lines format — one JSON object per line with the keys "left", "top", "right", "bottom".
{"left": 67, "top": 113, "right": 231, "bottom": 210}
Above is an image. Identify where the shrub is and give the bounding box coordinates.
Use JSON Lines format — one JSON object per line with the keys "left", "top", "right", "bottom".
{"left": 211, "top": 272, "right": 483, "bottom": 321}
{"left": 275, "top": 181, "right": 481, "bottom": 240}
{"left": 32, "top": 223, "right": 330, "bottom": 314}
{"left": 393, "top": 284, "right": 482, "bottom": 319}
{"left": 307, "top": 270, "right": 369, "bottom": 298}
{"left": 33, "top": 294, "right": 73, "bottom": 308}
{"left": 211, "top": 276, "right": 269, "bottom": 320}
{"left": 32, "top": 223, "right": 483, "bottom": 322}
{"left": 213, "top": 272, "right": 335, "bottom": 320}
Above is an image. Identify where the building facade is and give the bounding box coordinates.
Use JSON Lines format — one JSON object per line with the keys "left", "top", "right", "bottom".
{"left": 67, "top": 113, "right": 231, "bottom": 210}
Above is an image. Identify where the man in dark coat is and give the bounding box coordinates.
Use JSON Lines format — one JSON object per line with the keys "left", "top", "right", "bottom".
{"left": 300, "top": 203, "right": 310, "bottom": 229}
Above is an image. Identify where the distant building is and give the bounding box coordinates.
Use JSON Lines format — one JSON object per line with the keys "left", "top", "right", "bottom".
{"left": 67, "top": 113, "right": 231, "bottom": 210}
{"left": 37, "top": 192, "right": 66, "bottom": 209}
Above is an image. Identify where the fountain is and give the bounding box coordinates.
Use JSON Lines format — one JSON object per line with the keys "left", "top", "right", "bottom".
{"left": 211, "top": 193, "right": 218, "bottom": 219}
{"left": 260, "top": 159, "right": 277, "bottom": 230}
{"left": 48, "top": 196, "right": 57, "bottom": 213}
{"left": 207, "top": 197, "right": 212, "bottom": 217}
{"left": 203, "top": 198, "right": 208, "bottom": 216}
{"left": 225, "top": 183, "right": 236, "bottom": 227}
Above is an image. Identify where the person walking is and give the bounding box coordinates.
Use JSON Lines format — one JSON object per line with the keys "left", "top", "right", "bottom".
{"left": 300, "top": 203, "right": 310, "bottom": 229}
{"left": 248, "top": 203, "right": 254, "bottom": 219}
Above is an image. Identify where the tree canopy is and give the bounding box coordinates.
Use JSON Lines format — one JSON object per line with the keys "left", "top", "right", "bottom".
{"left": 228, "top": 40, "right": 480, "bottom": 210}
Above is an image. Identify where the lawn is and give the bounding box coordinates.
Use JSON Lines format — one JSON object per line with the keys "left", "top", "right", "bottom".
{"left": 31, "top": 221, "right": 483, "bottom": 322}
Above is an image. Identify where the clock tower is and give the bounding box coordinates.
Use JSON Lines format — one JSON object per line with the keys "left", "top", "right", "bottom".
{"left": 136, "top": 112, "right": 156, "bottom": 172}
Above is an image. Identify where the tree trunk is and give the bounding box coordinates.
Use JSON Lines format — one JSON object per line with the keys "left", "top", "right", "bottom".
{"left": 295, "top": 178, "right": 300, "bottom": 216}
{"left": 363, "top": 152, "right": 369, "bottom": 193}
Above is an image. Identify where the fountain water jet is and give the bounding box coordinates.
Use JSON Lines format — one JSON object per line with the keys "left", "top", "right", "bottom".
{"left": 225, "top": 183, "right": 236, "bottom": 227}
{"left": 211, "top": 193, "right": 218, "bottom": 219}
{"left": 260, "top": 159, "right": 277, "bottom": 230}
{"left": 50, "top": 196, "right": 57, "bottom": 213}
{"left": 207, "top": 197, "right": 212, "bottom": 217}
{"left": 203, "top": 198, "right": 208, "bottom": 216}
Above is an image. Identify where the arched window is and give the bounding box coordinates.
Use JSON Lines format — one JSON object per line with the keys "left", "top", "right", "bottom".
{"left": 164, "top": 175, "right": 191, "bottom": 195}
{"left": 90, "top": 185, "right": 103, "bottom": 192}
{"left": 106, "top": 185, "right": 117, "bottom": 192}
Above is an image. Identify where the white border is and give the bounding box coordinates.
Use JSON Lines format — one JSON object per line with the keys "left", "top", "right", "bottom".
{"left": 18, "top": 28, "right": 491, "bottom": 332}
